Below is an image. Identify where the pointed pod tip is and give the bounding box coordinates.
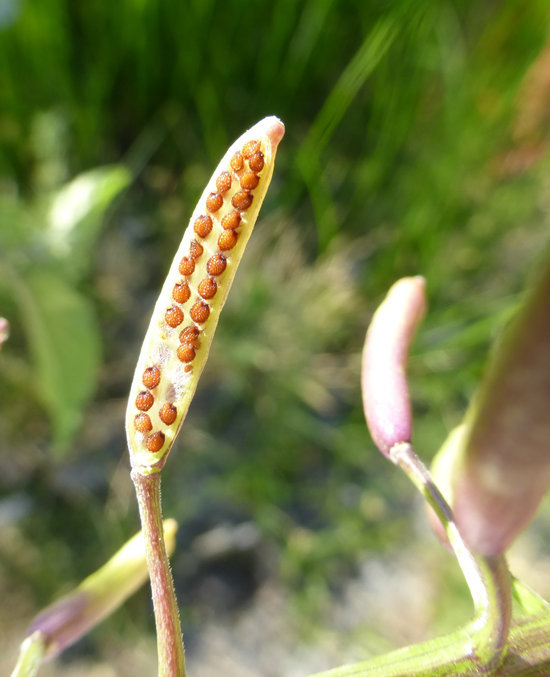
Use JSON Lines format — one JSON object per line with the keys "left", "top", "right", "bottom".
{"left": 259, "top": 116, "right": 285, "bottom": 148}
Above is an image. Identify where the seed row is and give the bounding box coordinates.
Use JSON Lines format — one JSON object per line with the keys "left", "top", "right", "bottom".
{"left": 133, "top": 138, "right": 266, "bottom": 453}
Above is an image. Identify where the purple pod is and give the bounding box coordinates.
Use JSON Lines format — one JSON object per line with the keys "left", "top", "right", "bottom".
{"left": 362, "top": 277, "right": 427, "bottom": 457}
{"left": 446, "top": 261, "right": 550, "bottom": 555}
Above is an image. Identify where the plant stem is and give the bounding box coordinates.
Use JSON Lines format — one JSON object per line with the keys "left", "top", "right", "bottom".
{"left": 389, "top": 442, "right": 512, "bottom": 670}
{"left": 131, "top": 470, "right": 185, "bottom": 677}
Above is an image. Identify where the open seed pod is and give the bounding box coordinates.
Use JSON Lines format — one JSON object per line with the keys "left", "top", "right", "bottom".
{"left": 126, "top": 117, "right": 284, "bottom": 475}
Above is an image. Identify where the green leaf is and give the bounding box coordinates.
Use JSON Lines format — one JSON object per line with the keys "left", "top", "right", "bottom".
{"left": 13, "top": 267, "right": 101, "bottom": 455}
{"left": 46, "top": 165, "right": 131, "bottom": 278}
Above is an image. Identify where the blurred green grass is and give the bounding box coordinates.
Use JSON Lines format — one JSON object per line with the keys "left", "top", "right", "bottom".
{"left": 1, "top": 0, "right": 550, "bottom": 671}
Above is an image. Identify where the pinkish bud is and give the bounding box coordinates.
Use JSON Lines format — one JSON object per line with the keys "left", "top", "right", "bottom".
{"left": 26, "top": 519, "right": 177, "bottom": 658}
{"left": 361, "top": 277, "right": 427, "bottom": 457}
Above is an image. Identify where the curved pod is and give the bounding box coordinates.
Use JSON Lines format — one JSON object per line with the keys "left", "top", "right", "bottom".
{"left": 126, "top": 117, "right": 285, "bottom": 474}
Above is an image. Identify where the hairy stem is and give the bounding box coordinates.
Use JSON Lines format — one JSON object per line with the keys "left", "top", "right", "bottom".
{"left": 131, "top": 470, "right": 185, "bottom": 677}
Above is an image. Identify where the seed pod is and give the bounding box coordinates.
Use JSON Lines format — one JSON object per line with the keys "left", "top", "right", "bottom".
{"left": 430, "top": 259, "right": 550, "bottom": 555}
{"left": 361, "top": 277, "right": 427, "bottom": 457}
{"left": 126, "top": 117, "right": 285, "bottom": 474}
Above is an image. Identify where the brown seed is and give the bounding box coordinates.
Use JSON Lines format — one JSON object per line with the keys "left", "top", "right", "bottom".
{"left": 198, "top": 277, "right": 218, "bottom": 299}
{"left": 240, "top": 172, "right": 259, "bottom": 190}
{"left": 194, "top": 214, "right": 213, "bottom": 238}
{"left": 142, "top": 366, "right": 161, "bottom": 389}
{"left": 206, "top": 192, "right": 223, "bottom": 213}
{"left": 221, "top": 211, "right": 241, "bottom": 230}
{"left": 232, "top": 191, "right": 253, "bottom": 211}
{"left": 207, "top": 253, "right": 227, "bottom": 276}
{"left": 177, "top": 343, "right": 196, "bottom": 363}
{"left": 136, "top": 391, "right": 154, "bottom": 412}
{"left": 189, "top": 239, "right": 204, "bottom": 260}
{"left": 216, "top": 171, "right": 232, "bottom": 193}
{"left": 165, "top": 305, "right": 184, "bottom": 328}
{"left": 173, "top": 281, "right": 191, "bottom": 304}
{"left": 184, "top": 364, "right": 193, "bottom": 373}
{"left": 248, "top": 152, "right": 265, "bottom": 173}
{"left": 190, "top": 301, "right": 210, "bottom": 323}
{"left": 242, "top": 139, "right": 261, "bottom": 158}
{"left": 179, "top": 256, "right": 195, "bottom": 276}
{"left": 159, "top": 403, "right": 177, "bottom": 425}
{"left": 146, "top": 431, "right": 165, "bottom": 453}
{"left": 230, "top": 152, "right": 244, "bottom": 172}
{"left": 134, "top": 413, "right": 153, "bottom": 433}
{"left": 218, "top": 230, "right": 239, "bottom": 251}
{"left": 179, "top": 325, "right": 201, "bottom": 347}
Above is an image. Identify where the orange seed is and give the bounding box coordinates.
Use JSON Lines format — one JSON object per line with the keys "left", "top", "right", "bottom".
{"left": 248, "top": 152, "right": 265, "bottom": 173}
{"left": 232, "top": 190, "right": 253, "bottom": 211}
{"left": 207, "top": 253, "right": 227, "bottom": 276}
{"left": 240, "top": 172, "right": 259, "bottom": 190}
{"left": 189, "top": 239, "right": 204, "bottom": 260}
{"left": 230, "top": 152, "right": 244, "bottom": 172}
{"left": 134, "top": 413, "right": 153, "bottom": 433}
{"left": 206, "top": 192, "right": 223, "bottom": 213}
{"left": 136, "top": 391, "right": 154, "bottom": 412}
{"left": 165, "top": 305, "right": 184, "bottom": 328}
{"left": 221, "top": 211, "right": 241, "bottom": 230}
{"left": 146, "top": 431, "right": 165, "bottom": 453}
{"left": 159, "top": 403, "right": 177, "bottom": 425}
{"left": 242, "top": 139, "right": 261, "bottom": 158}
{"left": 179, "top": 325, "right": 201, "bottom": 347}
{"left": 198, "top": 277, "right": 218, "bottom": 299}
{"left": 218, "top": 230, "right": 238, "bottom": 251}
{"left": 179, "top": 257, "right": 195, "bottom": 276}
{"left": 216, "top": 171, "right": 232, "bottom": 193}
{"left": 177, "top": 343, "right": 196, "bottom": 363}
{"left": 172, "top": 281, "right": 191, "bottom": 304}
{"left": 190, "top": 301, "right": 210, "bottom": 323}
{"left": 142, "top": 366, "right": 161, "bottom": 389}
{"left": 194, "top": 214, "right": 213, "bottom": 238}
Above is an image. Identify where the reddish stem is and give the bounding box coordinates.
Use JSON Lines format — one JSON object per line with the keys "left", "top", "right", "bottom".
{"left": 131, "top": 470, "right": 185, "bottom": 677}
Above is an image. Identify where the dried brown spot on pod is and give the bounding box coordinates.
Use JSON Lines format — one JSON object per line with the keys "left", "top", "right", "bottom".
{"left": 198, "top": 277, "right": 218, "bottom": 299}
{"left": 206, "top": 192, "right": 223, "bottom": 213}
{"left": 221, "top": 211, "right": 241, "bottom": 230}
{"left": 172, "top": 281, "right": 191, "bottom": 304}
{"left": 142, "top": 366, "right": 161, "bottom": 389}
{"left": 146, "top": 431, "right": 165, "bottom": 453}
{"left": 135, "top": 413, "right": 153, "bottom": 433}
{"left": 190, "top": 301, "right": 211, "bottom": 323}
{"left": 207, "top": 253, "right": 227, "bottom": 276}
{"left": 165, "top": 305, "right": 184, "bottom": 328}
{"left": 232, "top": 191, "right": 253, "bottom": 211}
{"left": 240, "top": 172, "right": 259, "bottom": 190}
{"left": 179, "top": 325, "right": 201, "bottom": 347}
{"left": 189, "top": 239, "right": 204, "bottom": 260}
{"left": 218, "top": 230, "right": 239, "bottom": 251}
{"left": 194, "top": 214, "right": 213, "bottom": 238}
{"left": 242, "top": 139, "right": 261, "bottom": 158}
{"left": 136, "top": 390, "right": 154, "bottom": 412}
{"left": 216, "top": 171, "right": 232, "bottom": 193}
{"left": 179, "top": 256, "right": 195, "bottom": 276}
{"left": 177, "top": 343, "right": 196, "bottom": 363}
{"left": 230, "top": 152, "right": 244, "bottom": 172}
{"left": 159, "top": 403, "right": 177, "bottom": 425}
{"left": 248, "top": 152, "right": 265, "bottom": 173}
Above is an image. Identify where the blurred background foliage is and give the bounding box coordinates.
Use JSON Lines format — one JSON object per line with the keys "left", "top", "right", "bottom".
{"left": 2, "top": 0, "right": 550, "bottom": 674}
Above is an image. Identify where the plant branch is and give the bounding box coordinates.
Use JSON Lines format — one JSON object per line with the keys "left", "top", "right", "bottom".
{"left": 390, "top": 442, "right": 512, "bottom": 670}
{"left": 132, "top": 470, "right": 185, "bottom": 677}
